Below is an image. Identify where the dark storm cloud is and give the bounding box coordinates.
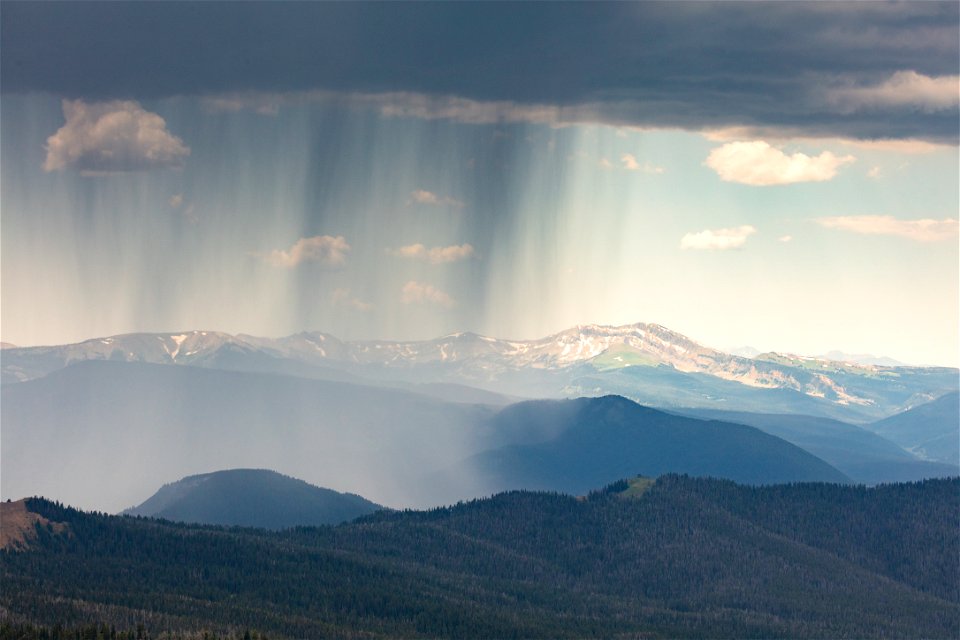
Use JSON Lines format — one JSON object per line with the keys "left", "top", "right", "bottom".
{"left": 2, "top": 2, "right": 957, "bottom": 141}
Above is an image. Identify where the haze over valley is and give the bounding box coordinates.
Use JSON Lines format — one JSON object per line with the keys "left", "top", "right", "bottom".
{"left": 2, "top": 323, "right": 957, "bottom": 513}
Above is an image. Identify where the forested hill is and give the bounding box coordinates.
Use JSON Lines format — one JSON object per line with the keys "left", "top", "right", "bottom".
{"left": 123, "top": 469, "right": 382, "bottom": 529}
{"left": 3, "top": 476, "right": 958, "bottom": 639}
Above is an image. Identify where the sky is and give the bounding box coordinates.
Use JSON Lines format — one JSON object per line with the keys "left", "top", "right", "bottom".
{"left": 2, "top": 2, "right": 958, "bottom": 366}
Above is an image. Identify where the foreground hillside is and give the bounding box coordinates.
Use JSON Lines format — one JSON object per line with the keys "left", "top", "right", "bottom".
{"left": 3, "top": 476, "right": 957, "bottom": 638}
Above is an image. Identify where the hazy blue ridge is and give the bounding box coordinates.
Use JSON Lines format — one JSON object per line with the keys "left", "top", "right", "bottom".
{"left": 441, "top": 395, "right": 851, "bottom": 498}
{"left": 123, "top": 469, "right": 382, "bottom": 529}
{"left": 865, "top": 392, "right": 960, "bottom": 466}
{"left": 676, "top": 407, "right": 960, "bottom": 484}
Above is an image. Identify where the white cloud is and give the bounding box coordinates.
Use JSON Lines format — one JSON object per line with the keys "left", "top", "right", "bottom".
{"left": 388, "top": 243, "right": 475, "bottom": 264}
{"left": 168, "top": 194, "right": 184, "bottom": 209}
{"left": 332, "top": 288, "right": 374, "bottom": 312}
{"left": 621, "top": 153, "right": 641, "bottom": 170}
{"left": 826, "top": 71, "right": 960, "bottom": 113}
{"left": 705, "top": 140, "right": 854, "bottom": 186}
{"left": 867, "top": 166, "right": 882, "bottom": 179}
{"left": 408, "top": 190, "right": 465, "bottom": 208}
{"left": 598, "top": 157, "right": 614, "bottom": 170}
{"left": 779, "top": 235, "right": 793, "bottom": 243}
{"left": 816, "top": 215, "right": 958, "bottom": 242}
{"left": 621, "top": 153, "right": 664, "bottom": 174}
{"left": 44, "top": 100, "right": 189, "bottom": 174}
{"left": 253, "top": 235, "right": 350, "bottom": 268}
{"left": 401, "top": 281, "right": 456, "bottom": 308}
{"left": 680, "top": 225, "right": 757, "bottom": 250}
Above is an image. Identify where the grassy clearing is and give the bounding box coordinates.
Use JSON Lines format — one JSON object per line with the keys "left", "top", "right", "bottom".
{"left": 618, "top": 476, "right": 656, "bottom": 499}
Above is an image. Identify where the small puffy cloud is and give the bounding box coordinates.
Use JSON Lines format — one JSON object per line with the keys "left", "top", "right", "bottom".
{"left": 401, "top": 281, "right": 456, "bottom": 308}
{"left": 680, "top": 225, "right": 757, "bottom": 250}
{"left": 705, "top": 140, "right": 854, "bottom": 186}
{"left": 253, "top": 235, "right": 350, "bottom": 268}
{"left": 621, "top": 153, "right": 664, "bottom": 174}
{"left": 332, "top": 288, "right": 374, "bottom": 312}
{"left": 408, "top": 189, "right": 465, "bottom": 208}
{"left": 44, "top": 100, "right": 189, "bottom": 174}
{"left": 866, "top": 166, "right": 882, "bottom": 179}
{"left": 168, "top": 194, "right": 184, "bottom": 209}
{"left": 826, "top": 71, "right": 960, "bottom": 113}
{"left": 778, "top": 235, "right": 793, "bottom": 243}
{"left": 388, "top": 243, "right": 475, "bottom": 264}
{"left": 598, "top": 157, "right": 614, "bottom": 170}
{"left": 815, "top": 215, "right": 958, "bottom": 242}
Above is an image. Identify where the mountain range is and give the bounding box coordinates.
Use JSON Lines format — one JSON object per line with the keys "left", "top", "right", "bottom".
{"left": 4, "top": 323, "right": 957, "bottom": 421}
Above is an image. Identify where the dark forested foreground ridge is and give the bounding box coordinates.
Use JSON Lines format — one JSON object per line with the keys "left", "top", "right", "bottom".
{"left": 2, "top": 476, "right": 959, "bottom": 639}
{"left": 0, "top": 475, "right": 960, "bottom": 638}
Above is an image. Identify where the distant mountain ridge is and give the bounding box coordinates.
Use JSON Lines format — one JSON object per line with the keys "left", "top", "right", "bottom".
{"left": 678, "top": 407, "right": 960, "bottom": 484}
{"left": 4, "top": 323, "right": 957, "bottom": 420}
{"left": 124, "top": 469, "right": 381, "bottom": 529}
{"left": 865, "top": 392, "right": 960, "bottom": 466}
{"left": 445, "top": 395, "right": 850, "bottom": 499}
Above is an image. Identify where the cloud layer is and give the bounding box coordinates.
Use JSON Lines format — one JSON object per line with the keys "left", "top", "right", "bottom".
{"left": 680, "top": 226, "right": 757, "bottom": 250}
{"left": 5, "top": 3, "right": 957, "bottom": 142}
{"left": 816, "top": 216, "right": 959, "bottom": 242}
{"left": 44, "top": 100, "right": 189, "bottom": 174}
{"left": 705, "top": 141, "right": 854, "bottom": 186}
{"left": 827, "top": 71, "right": 960, "bottom": 113}
{"left": 254, "top": 235, "right": 350, "bottom": 268}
